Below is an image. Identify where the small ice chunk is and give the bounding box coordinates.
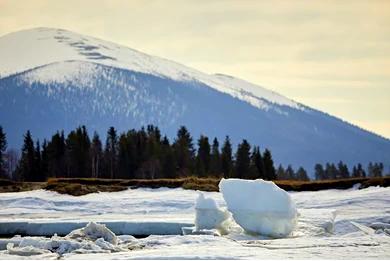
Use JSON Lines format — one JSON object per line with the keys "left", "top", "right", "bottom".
{"left": 194, "top": 193, "right": 231, "bottom": 235}
{"left": 117, "top": 235, "right": 137, "bottom": 244}
{"left": 6, "top": 243, "right": 52, "bottom": 256}
{"left": 181, "top": 226, "right": 221, "bottom": 236}
{"left": 370, "top": 222, "right": 390, "bottom": 230}
{"left": 66, "top": 222, "right": 118, "bottom": 245}
{"left": 94, "top": 238, "right": 121, "bottom": 252}
{"left": 350, "top": 221, "right": 375, "bottom": 235}
{"left": 219, "top": 178, "right": 298, "bottom": 238}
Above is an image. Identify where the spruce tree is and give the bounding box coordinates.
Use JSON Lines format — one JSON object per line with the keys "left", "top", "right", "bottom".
{"left": 285, "top": 165, "right": 295, "bottom": 180}
{"left": 221, "top": 136, "right": 233, "bottom": 178}
{"left": 34, "top": 140, "right": 43, "bottom": 181}
{"left": 19, "top": 130, "right": 35, "bottom": 181}
{"left": 250, "top": 146, "right": 264, "bottom": 179}
{"left": 196, "top": 135, "right": 211, "bottom": 178}
{"left": 65, "top": 126, "right": 91, "bottom": 178}
{"left": 41, "top": 140, "right": 48, "bottom": 181}
{"left": 296, "top": 167, "right": 309, "bottom": 181}
{"left": 143, "top": 125, "right": 162, "bottom": 179}
{"left": 105, "top": 126, "right": 118, "bottom": 179}
{"left": 0, "top": 126, "right": 7, "bottom": 178}
{"left": 263, "top": 149, "right": 276, "bottom": 180}
{"left": 325, "top": 163, "right": 338, "bottom": 179}
{"left": 47, "top": 131, "right": 66, "bottom": 178}
{"left": 235, "top": 139, "right": 251, "bottom": 179}
{"left": 118, "top": 133, "right": 130, "bottom": 179}
{"left": 337, "top": 161, "right": 349, "bottom": 179}
{"left": 161, "top": 136, "right": 176, "bottom": 178}
{"left": 276, "top": 164, "right": 286, "bottom": 180}
{"left": 210, "top": 138, "right": 221, "bottom": 177}
{"left": 357, "top": 163, "right": 366, "bottom": 177}
{"left": 314, "top": 163, "right": 325, "bottom": 180}
{"left": 173, "top": 126, "right": 195, "bottom": 176}
{"left": 91, "top": 132, "right": 103, "bottom": 178}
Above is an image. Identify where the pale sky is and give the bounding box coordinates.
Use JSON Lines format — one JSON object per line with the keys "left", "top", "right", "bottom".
{"left": 1, "top": 0, "right": 389, "bottom": 138}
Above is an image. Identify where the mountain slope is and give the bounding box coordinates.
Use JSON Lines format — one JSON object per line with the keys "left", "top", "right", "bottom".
{"left": 0, "top": 28, "right": 389, "bottom": 174}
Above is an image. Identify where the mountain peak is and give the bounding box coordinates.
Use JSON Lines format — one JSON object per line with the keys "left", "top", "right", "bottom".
{"left": 0, "top": 27, "right": 301, "bottom": 111}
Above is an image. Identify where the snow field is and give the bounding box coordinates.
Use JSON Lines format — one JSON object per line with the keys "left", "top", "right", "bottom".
{"left": 0, "top": 184, "right": 389, "bottom": 259}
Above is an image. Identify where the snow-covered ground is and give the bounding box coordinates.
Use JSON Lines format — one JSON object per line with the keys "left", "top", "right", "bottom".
{"left": 0, "top": 186, "right": 389, "bottom": 259}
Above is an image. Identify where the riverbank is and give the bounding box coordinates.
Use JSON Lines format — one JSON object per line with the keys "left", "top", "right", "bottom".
{"left": 1, "top": 176, "right": 389, "bottom": 196}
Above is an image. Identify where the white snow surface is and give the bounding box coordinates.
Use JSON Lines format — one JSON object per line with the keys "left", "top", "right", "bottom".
{"left": 219, "top": 178, "right": 298, "bottom": 237}
{"left": 0, "top": 186, "right": 389, "bottom": 259}
{"left": 0, "top": 27, "right": 302, "bottom": 111}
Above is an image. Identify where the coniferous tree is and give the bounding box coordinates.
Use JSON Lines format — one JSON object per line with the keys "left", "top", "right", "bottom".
{"left": 378, "top": 163, "right": 384, "bottom": 177}
{"left": 358, "top": 163, "right": 366, "bottom": 177}
{"left": 210, "top": 138, "right": 221, "bottom": 177}
{"left": 0, "top": 126, "right": 7, "bottom": 178}
{"left": 117, "top": 133, "right": 132, "bottom": 179}
{"left": 263, "top": 149, "right": 276, "bottom": 180}
{"left": 250, "top": 146, "right": 264, "bottom": 179}
{"left": 34, "top": 140, "right": 44, "bottom": 181}
{"left": 325, "top": 163, "right": 338, "bottom": 179}
{"left": 314, "top": 163, "right": 325, "bottom": 180}
{"left": 368, "top": 162, "right": 383, "bottom": 177}
{"left": 235, "top": 139, "right": 251, "bottom": 179}
{"left": 135, "top": 128, "right": 148, "bottom": 177}
{"left": 65, "top": 126, "right": 91, "bottom": 178}
{"left": 142, "top": 125, "right": 162, "bottom": 179}
{"left": 285, "top": 165, "right": 295, "bottom": 180}
{"left": 40, "top": 140, "right": 48, "bottom": 180}
{"left": 221, "top": 136, "right": 233, "bottom": 178}
{"left": 47, "top": 131, "right": 66, "bottom": 178}
{"left": 126, "top": 130, "right": 138, "bottom": 178}
{"left": 173, "top": 126, "right": 195, "bottom": 176}
{"left": 161, "top": 136, "right": 176, "bottom": 178}
{"left": 276, "top": 164, "right": 286, "bottom": 180}
{"left": 337, "top": 161, "right": 349, "bottom": 179}
{"left": 91, "top": 132, "right": 103, "bottom": 178}
{"left": 195, "top": 135, "right": 211, "bottom": 178}
{"left": 296, "top": 166, "right": 309, "bottom": 181}
{"left": 105, "top": 127, "right": 118, "bottom": 179}
{"left": 19, "top": 130, "right": 35, "bottom": 181}
{"left": 352, "top": 165, "right": 358, "bottom": 178}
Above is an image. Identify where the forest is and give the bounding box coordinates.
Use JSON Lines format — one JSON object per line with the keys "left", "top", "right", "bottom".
{"left": 0, "top": 125, "right": 387, "bottom": 182}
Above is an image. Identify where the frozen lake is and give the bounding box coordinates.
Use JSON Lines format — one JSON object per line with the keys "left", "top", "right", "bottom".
{"left": 0, "top": 185, "right": 389, "bottom": 259}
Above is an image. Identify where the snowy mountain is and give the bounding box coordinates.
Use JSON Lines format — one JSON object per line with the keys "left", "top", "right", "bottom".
{"left": 0, "top": 27, "right": 389, "bottom": 174}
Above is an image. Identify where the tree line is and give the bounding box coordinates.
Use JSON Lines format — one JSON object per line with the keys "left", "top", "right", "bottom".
{"left": 312, "top": 161, "right": 385, "bottom": 180}
{"left": 0, "top": 125, "right": 278, "bottom": 181}
{"left": 0, "top": 125, "right": 387, "bottom": 182}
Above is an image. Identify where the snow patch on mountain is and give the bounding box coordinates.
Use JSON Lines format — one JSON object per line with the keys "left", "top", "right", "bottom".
{"left": 19, "top": 61, "right": 137, "bottom": 93}
{"left": 0, "top": 27, "right": 302, "bottom": 111}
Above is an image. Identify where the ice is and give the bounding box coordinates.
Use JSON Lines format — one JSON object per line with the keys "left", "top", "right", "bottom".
{"left": 219, "top": 178, "right": 298, "bottom": 238}
{"left": 66, "top": 222, "right": 118, "bottom": 245}
{"left": 1, "top": 186, "right": 390, "bottom": 259}
{"left": 6, "top": 243, "right": 51, "bottom": 256}
{"left": 371, "top": 222, "right": 390, "bottom": 230}
{"left": 194, "top": 193, "right": 232, "bottom": 235}
{"left": 0, "top": 222, "right": 139, "bottom": 257}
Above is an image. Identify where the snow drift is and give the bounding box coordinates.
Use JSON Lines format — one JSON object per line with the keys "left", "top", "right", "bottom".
{"left": 219, "top": 178, "right": 298, "bottom": 238}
